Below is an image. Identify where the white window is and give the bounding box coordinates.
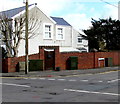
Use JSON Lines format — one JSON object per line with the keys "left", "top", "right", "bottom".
{"left": 78, "top": 36, "right": 82, "bottom": 43}
{"left": 43, "top": 23, "right": 53, "bottom": 39}
{"left": 56, "top": 27, "right": 64, "bottom": 40}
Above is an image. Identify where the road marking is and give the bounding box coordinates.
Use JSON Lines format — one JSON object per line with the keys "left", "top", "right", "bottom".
{"left": 0, "top": 83, "right": 30, "bottom": 88}
{"left": 2, "top": 77, "right": 105, "bottom": 83}
{"left": 98, "top": 70, "right": 119, "bottom": 75}
{"left": 3, "top": 76, "right": 118, "bottom": 84}
{"left": 24, "top": 78, "right": 28, "bottom": 79}
{"left": 80, "top": 80, "right": 88, "bottom": 82}
{"left": 64, "top": 89, "right": 119, "bottom": 96}
{"left": 108, "top": 79, "right": 120, "bottom": 83}
{"left": 48, "top": 78, "right": 56, "bottom": 81}
{"left": 39, "top": 78, "right": 46, "bottom": 80}
{"left": 30, "top": 78, "right": 37, "bottom": 80}
{"left": 69, "top": 79, "right": 77, "bottom": 82}
{"left": 98, "top": 81, "right": 103, "bottom": 82}
{"left": 57, "top": 79, "right": 66, "bottom": 81}
{"left": 22, "top": 78, "right": 104, "bottom": 83}
{"left": 1, "top": 69, "right": 119, "bottom": 79}
{"left": 72, "top": 75, "right": 81, "bottom": 77}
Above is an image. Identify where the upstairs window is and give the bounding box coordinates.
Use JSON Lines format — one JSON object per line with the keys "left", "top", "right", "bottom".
{"left": 56, "top": 27, "right": 64, "bottom": 40}
{"left": 58, "top": 28, "right": 63, "bottom": 39}
{"left": 78, "top": 36, "right": 82, "bottom": 43}
{"left": 44, "top": 24, "right": 53, "bottom": 39}
{"left": 45, "top": 25, "right": 51, "bottom": 39}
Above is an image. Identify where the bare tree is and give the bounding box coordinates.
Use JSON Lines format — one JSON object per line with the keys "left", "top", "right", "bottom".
{"left": 0, "top": 12, "right": 41, "bottom": 57}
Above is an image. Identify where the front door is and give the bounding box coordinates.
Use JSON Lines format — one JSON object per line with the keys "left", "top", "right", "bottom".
{"left": 44, "top": 50, "right": 55, "bottom": 70}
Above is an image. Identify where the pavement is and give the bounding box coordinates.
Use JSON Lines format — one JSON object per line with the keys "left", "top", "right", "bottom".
{"left": 1, "top": 66, "right": 120, "bottom": 78}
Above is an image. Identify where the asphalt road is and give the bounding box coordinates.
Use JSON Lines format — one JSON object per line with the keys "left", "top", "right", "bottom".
{"left": 1, "top": 70, "right": 120, "bottom": 103}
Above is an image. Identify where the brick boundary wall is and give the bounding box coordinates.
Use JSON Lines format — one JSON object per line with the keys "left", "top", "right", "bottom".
{"left": 60, "top": 52, "right": 94, "bottom": 70}
{"left": 2, "top": 46, "right": 120, "bottom": 73}
{"left": 59, "top": 51, "right": 119, "bottom": 70}
{"left": 2, "top": 53, "right": 40, "bottom": 73}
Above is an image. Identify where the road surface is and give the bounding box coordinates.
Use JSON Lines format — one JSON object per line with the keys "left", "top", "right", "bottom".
{"left": 1, "top": 70, "right": 119, "bottom": 102}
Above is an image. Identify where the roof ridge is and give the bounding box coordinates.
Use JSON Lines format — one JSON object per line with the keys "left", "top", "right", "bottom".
{"left": 0, "top": 3, "right": 36, "bottom": 18}
{"left": 50, "top": 16, "right": 63, "bottom": 19}
{"left": 1, "top": 4, "right": 34, "bottom": 13}
{"left": 51, "top": 16, "right": 71, "bottom": 26}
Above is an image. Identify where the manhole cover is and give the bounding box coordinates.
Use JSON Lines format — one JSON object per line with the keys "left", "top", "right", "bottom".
{"left": 49, "top": 92, "right": 60, "bottom": 95}
{"left": 34, "top": 86, "right": 44, "bottom": 88}
{"left": 22, "top": 89, "right": 28, "bottom": 92}
{"left": 89, "top": 82, "right": 95, "bottom": 85}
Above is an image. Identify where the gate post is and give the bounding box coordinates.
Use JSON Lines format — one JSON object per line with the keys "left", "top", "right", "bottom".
{"left": 39, "top": 46, "right": 45, "bottom": 70}
{"left": 55, "top": 46, "right": 60, "bottom": 69}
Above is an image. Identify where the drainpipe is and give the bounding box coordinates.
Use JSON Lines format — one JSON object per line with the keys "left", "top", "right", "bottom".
{"left": 71, "top": 27, "right": 73, "bottom": 47}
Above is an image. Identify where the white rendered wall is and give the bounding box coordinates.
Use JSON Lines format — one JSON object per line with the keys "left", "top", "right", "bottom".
{"left": 17, "top": 6, "right": 73, "bottom": 56}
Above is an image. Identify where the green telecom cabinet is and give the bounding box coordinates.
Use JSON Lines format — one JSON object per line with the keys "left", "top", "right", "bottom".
{"left": 69, "top": 56, "right": 78, "bottom": 70}
{"left": 105, "top": 58, "right": 113, "bottom": 67}
{"left": 29, "top": 60, "right": 43, "bottom": 71}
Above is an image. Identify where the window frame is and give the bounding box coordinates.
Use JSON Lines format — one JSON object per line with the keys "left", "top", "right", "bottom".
{"left": 77, "top": 35, "right": 82, "bottom": 44}
{"left": 56, "top": 26, "right": 65, "bottom": 40}
{"left": 43, "top": 23, "right": 53, "bottom": 39}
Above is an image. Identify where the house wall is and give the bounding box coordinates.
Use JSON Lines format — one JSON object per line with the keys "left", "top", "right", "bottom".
{"left": 18, "top": 6, "right": 55, "bottom": 56}
{"left": 77, "top": 39, "right": 88, "bottom": 51}
{"left": 72, "top": 28, "right": 88, "bottom": 52}
{"left": 17, "top": 6, "right": 75, "bottom": 57}
{"left": 55, "top": 25, "right": 72, "bottom": 47}
{"left": 2, "top": 45, "right": 120, "bottom": 73}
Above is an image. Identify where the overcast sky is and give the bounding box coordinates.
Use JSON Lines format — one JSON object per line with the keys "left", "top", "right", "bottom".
{"left": 0, "top": 0, "right": 119, "bottom": 30}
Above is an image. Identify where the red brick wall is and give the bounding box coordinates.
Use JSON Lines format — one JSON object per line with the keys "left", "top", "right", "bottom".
{"left": 2, "top": 53, "right": 40, "bottom": 72}
{"left": 60, "top": 52, "right": 94, "bottom": 70}
{"left": 95, "top": 52, "right": 119, "bottom": 67}
{"left": 55, "top": 46, "right": 61, "bottom": 69}
{"left": 2, "top": 46, "right": 120, "bottom": 73}
{"left": 60, "top": 51, "right": 120, "bottom": 70}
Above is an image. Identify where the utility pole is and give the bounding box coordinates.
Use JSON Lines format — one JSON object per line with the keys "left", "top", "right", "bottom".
{"left": 118, "top": 1, "right": 120, "bottom": 20}
{"left": 25, "top": 0, "right": 29, "bottom": 74}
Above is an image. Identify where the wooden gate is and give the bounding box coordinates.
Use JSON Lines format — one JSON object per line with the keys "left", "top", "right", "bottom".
{"left": 44, "top": 49, "right": 55, "bottom": 70}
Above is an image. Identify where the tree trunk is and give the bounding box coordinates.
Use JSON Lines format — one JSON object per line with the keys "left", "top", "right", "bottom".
{"left": 13, "top": 47, "right": 18, "bottom": 57}
{"left": 6, "top": 47, "right": 12, "bottom": 57}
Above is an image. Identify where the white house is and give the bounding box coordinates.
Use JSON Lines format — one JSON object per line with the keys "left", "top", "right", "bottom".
{"left": 0, "top": 3, "right": 88, "bottom": 57}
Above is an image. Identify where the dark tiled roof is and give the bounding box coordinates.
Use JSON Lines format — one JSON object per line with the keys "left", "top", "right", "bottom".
{"left": 0, "top": 5, "right": 71, "bottom": 27}
{"left": 51, "top": 17, "right": 71, "bottom": 26}
{"left": 0, "top": 4, "right": 34, "bottom": 18}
